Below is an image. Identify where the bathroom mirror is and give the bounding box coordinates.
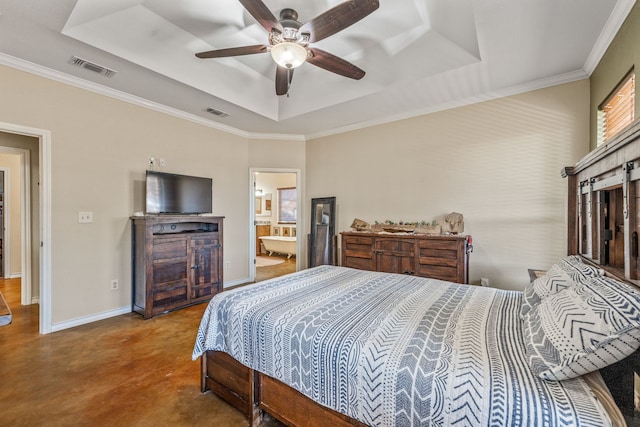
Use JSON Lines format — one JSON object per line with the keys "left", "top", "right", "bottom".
{"left": 309, "top": 197, "right": 336, "bottom": 267}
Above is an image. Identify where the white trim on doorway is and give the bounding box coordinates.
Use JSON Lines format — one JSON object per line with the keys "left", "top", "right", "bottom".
{"left": 249, "top": 168, "right": 302, "bottom": 283}
{"left": 0, "top": 121, "right": 52, "bottom": 334}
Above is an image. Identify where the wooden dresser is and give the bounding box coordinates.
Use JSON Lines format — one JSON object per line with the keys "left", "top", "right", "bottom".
{"left": 132, "top": 215, "right": 224, "bottom": 319}
{"left": 341, "top": 232, "right": 470, "bottom": 284}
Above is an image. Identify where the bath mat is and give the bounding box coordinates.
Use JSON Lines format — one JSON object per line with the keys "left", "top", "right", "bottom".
{"left": 256, "top": 256, "right": 285, "bottom": 268}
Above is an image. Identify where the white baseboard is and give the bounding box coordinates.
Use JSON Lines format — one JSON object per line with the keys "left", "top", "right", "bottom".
{"left": 224, "top": 277, "right": 250, "bottom": 289}
{"left": 51, "top": 306, "right": 131, "bottom": 332}
{"left": 49, "top": 280, "right": 249, "bottom": 332}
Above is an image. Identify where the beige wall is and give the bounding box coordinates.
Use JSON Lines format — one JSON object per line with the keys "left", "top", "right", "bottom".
{"left": 248, "top": 138, "right": 305, "bottom": 170}
{"left": 0, "top": 152, "right": 22, "bottom": 276}
{"left": 590, "top": 1, "right": 640, "bottom": 148}
{"left": 0, "top": 64, "right": 250, "bottom": 324}
{"left": 307, "top": 80, "right": 591, "bottom": 290}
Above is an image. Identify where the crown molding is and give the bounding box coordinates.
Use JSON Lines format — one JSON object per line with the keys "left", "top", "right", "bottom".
{"left": 247, "top": 132, "right": 306, "bottom": 142}
{"left": 0, "top": 46, "right": 603, "bottom": 143}
{"left": 306, "top": 70, "right": 589, "bottom": 140}
{"left": 0, "top": 52, "right": 255, "bottom": 138}
{"left": 583, "top": 0, "right": 636, "bottom": 75}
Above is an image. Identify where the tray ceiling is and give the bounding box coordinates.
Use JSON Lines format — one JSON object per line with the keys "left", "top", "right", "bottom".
{"left": 0, "top": 0, "right": 633, "bottom": 138}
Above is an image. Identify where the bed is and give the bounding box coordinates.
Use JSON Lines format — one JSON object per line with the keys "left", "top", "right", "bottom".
{"left": 193, "top": 123, "right": 640, "bottom": 426}
{"left": 193, "top": 259, "right": 638, "bottom": 426}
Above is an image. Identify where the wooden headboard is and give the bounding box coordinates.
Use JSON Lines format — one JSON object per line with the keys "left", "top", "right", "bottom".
{"left": 563, "top": 121, "right": 640, "bottom": 423}
{"left": 563, "top": 121, "right": 640, "bottom": 285}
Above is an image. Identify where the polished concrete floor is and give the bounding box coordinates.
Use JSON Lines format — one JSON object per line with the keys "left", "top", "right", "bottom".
{"left": 0, "top": 258, "right": 296, "bottom": 427}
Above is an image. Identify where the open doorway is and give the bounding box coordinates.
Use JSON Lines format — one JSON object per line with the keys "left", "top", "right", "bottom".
{"left": 0, "top": 169, "right": 4, "bottom": 277}
{"left": 0, "top": 145, "right": 32, "bottom": 292}
{"left": 0, "top": 165, "right": 15, "bottom": 280}
{"left": 0, "top": 122, "right": 52, "bottom": 334}
{"left": 249, "top": 168, "right": 302, "bottom": 283}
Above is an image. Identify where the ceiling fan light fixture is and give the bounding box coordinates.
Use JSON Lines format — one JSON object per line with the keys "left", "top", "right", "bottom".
{"left": 270, "top": 42, "right": 307, "bottom": 69}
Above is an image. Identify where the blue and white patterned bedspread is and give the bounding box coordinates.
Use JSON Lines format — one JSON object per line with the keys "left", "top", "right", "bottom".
{"left": 193, "top": 265, "right": 611, "bottom": 426}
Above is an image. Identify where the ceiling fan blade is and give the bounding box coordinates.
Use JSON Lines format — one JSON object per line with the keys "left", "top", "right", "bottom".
{"left": 196, "top": 44, "right": 268, "bottom": 59}
{"left": 300, "top": 0, "right": 379, "bottom": 43}
{"left": 307, "top": 48, "right": 365, "bottom": 80}
{"left": 275, "top": 66, "right": 294, "bottom": 96}
{"left": 238, "top": 0, "right": 283, "bottom": 33}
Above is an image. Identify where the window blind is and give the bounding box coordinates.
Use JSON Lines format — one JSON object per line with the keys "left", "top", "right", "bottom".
{"left": 601, "top": 72, "right": 635, "bottom": 143}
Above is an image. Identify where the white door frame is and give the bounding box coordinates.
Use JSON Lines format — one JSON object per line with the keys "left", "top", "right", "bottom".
{"left": 0, "top": 167, "right": 11, "bottom": 278}
{"left": 0, "top": 121, "right": 52, "bottom": 334}
{"left": 249, "top": 168, "right": 302, "bottom": 283}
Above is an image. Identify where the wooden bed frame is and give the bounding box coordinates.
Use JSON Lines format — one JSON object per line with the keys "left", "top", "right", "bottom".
{"left": 199, "top": 122, "right": 640, "bottom": 426}
{"left": 201, "top": 350, "right": 367, "bottom": 427}
{"left": 201, "top": 340, "right": 627, "bottom": 427}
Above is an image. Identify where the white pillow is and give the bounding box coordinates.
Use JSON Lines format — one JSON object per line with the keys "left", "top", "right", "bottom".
{"left": 522, "top": 275, "right": 640, "bottom": 380}
{"left": 520, "top": 256, "right": 602, "bottom": 319}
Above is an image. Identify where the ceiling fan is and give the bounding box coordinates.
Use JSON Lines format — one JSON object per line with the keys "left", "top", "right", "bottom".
{"left": 195, "top": 0, "right": 380, "bottom": 96}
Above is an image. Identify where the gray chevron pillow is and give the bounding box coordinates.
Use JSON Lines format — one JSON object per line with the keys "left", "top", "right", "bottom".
{"left": 522, "top": 274, "right": 640, "bottom": 380}
{"left": 520, "top": 256, "right": 602, "bottom": 319}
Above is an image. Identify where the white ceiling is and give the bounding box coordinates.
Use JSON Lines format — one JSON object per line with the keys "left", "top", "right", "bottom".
{"left": 0, "top": 0, "right": 635, "bottom": 139}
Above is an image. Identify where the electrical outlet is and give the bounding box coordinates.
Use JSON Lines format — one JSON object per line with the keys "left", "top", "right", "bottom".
{"left": 159, "top": 158, "right": 165, "bottom": 167}
{"left": 480, "top": 277, "right": 489, "bottom": 287}
{"left": 225, "top": 261, "right": 230, "bottom": 270}
{"left": 149, "top": 156, "right": 157, "bottom": 167}
{"left": 78, "top": 211, "right": 93, "bottom": 223}
{"left": 110, "top": 279, "right": 119, "bottom": 291}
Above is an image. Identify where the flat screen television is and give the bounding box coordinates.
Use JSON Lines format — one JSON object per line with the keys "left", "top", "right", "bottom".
{"left": 145, "top": 171, "right": 212, "bottom": 214}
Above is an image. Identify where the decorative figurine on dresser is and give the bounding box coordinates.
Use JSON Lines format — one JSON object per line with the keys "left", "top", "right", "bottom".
{"left": 341, "top": 212, "right": 471, "bottom": 284}
{"left": 132, "top": 171, "right": 223, "bottom": 319}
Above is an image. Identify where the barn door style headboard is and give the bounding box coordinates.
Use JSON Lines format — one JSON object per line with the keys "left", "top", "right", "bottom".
{"left": 563, "top": 121, "right": 640, "bottom": 283}
{"left": 564, "top": 121, "right": 640, "bottom": 420}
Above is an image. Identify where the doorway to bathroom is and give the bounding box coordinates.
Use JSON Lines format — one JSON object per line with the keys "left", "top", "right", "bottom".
{"left": 250, "top": 168, "right": 301, "bottom": 283}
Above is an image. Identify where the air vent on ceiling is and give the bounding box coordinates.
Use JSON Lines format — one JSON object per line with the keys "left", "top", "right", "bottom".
{"left": 69, "top": 56, "right": 117, "bottom": 78}
{"left": 206, "top": 107, "right": 229, "bottom": 118}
